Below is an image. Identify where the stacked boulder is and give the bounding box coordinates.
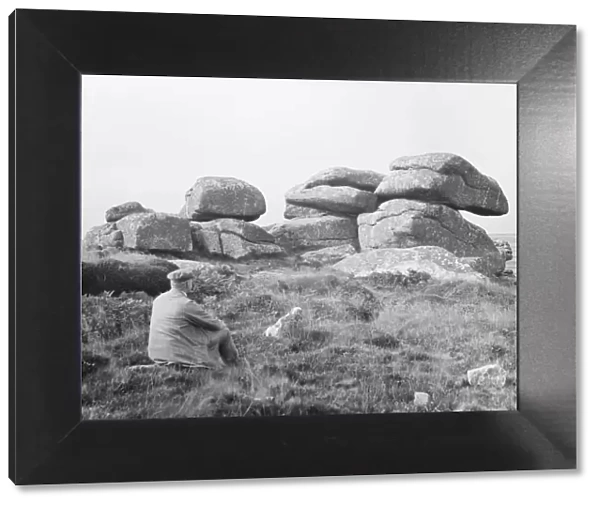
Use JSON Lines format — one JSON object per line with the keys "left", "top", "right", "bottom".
{"left": 378, "top": 153, "right": 508, "bottom": 215}
{"left": 82, "top": 159, "right": 511, "bottom": 275}
{"left": 190, "top": 219, "right": 283, "bottom": 260}
{"left": 83, "top": 177, "right": 284, "bottom": 260}
{"left": 180, "top": 176, "right": 266, "bottom": 222}
{"left": 83, "top": 201, "right": 192, "bottom": 253}
{"left": 284, "top": 166, "right": 384, "bottom": 218}
{"left": 270, "top": 167, "right": 385, "bottom": 254}
{"left": 180, "top": 176, "right": 284, "bottom": 260}
{"left": 334, "top": 153, "right": 509, "bottom": 278}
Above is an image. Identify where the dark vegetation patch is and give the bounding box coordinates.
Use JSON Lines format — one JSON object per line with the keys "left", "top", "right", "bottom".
{"left": 344, "top": 302, "right": 377, "bottom": 322}
{"left": 225, "top": 293, "right": 284, "bottom": 319}
{"left": 364, "top": 332, "right": 399, "bottom": 349}
{"left": 401, "top": 350, "right": 432, "bottom": 362}
{"left": 82, "top": 351, "right": 110, "bottom": 377}
{"left": 289, "top": 329, "right": 332, "bottom": 353}
{"left": 363, "top": 270, "right": 431, "bottom": 289}
{"left": 82, "top": 258, "right": 178, "bottom": 296}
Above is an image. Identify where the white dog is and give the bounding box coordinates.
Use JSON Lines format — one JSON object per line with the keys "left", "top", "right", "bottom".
{"left": 264, "top": 307, "right": 303, "bottom": 338}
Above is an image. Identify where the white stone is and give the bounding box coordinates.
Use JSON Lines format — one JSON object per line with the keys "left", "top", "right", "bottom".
{"left": 264, "top": 307, "right": 303, "bottom": 338}
{"left": 414, "top": 392, "right": 430, "bottom": 406}
{"left": 467, "top": 364, "right": 507, "bottom": 388}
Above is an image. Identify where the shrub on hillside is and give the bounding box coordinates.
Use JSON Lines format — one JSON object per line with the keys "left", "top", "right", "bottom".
{"left": 186, "top": 264, "right": 240, "bottom": 303}
{"left": 82, "top": 350, "right": 110, "bottom": 377}
{"left": 82, "top": 258, "right": 179, "bottom": 296}
{"left": 82, "top": 292, "right": 152, "bottom": 342}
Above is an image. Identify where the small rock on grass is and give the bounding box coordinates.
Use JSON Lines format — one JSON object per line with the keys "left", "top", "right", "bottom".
{"left": 413, "top": 392, "right": 430, "bottom": 406}
{"left": 467, "top": 364, "right": 507, "bottom": 388}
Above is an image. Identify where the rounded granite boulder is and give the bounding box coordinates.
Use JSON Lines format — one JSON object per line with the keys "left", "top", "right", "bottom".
{"left": 377, "top": 153, "right": 509, "bottom": 216}
{"left": 182, "top": 176, "right": 266, "bottom": 222}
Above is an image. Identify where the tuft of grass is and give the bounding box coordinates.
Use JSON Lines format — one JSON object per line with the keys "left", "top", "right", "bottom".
{"left": 82, "top": 254, "right": 517, "bottom": 419}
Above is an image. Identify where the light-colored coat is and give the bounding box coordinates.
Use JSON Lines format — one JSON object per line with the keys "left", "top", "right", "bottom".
{"left": 148, "top": 288, "right": 224, "bottom": 367}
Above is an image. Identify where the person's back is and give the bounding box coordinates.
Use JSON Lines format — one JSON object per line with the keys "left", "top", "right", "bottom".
{"left": 148, "top": 269, "right": 239, "bottom": 368}
{"left": 149, "top": 289, "right": 203, "bottom": 366}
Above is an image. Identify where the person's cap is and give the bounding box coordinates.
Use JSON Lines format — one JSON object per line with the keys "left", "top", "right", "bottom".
{"left": 167, "top": 269, "right": 195, "bottom": 282}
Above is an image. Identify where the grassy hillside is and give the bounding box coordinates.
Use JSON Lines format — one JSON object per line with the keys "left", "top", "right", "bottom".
{"left": 82, "top": 254, "right": 517, "bottom": 419}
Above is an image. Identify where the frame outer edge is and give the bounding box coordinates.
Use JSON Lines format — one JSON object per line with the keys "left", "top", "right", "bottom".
{"left": 10, "top": 10, "right": 578, "bottom": 483}
{"left": 21, "top": 10, "right": 572, "bottom": 83}
{"left": 517, "top": 26, "right": 577, "bottom": 460}
{"left": 13, "top": 10, "right": 83, "bottom": 484}
{"left": 9, "top": 9, "right": 16, "bottom": 485}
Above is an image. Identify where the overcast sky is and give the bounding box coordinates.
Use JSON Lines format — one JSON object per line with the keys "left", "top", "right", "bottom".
{"left": 82, "top": 76, "right": 516, "bottom": 235}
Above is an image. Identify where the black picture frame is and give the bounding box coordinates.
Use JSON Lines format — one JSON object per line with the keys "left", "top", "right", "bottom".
{"left": 9, "top": 9, "right": 577, "bottom": 485}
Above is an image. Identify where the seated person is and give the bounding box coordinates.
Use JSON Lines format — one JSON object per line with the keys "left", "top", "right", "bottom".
{"left": 148, "top": 268, "right": 239, "bottom": 369}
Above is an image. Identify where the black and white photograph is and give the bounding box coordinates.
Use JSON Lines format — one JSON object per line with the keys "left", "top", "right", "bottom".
{"left": 81, "top": 76, "right": 517, "bottom": 419}
{"left": 9, "top": 2, "right": 581, "bottom": 490}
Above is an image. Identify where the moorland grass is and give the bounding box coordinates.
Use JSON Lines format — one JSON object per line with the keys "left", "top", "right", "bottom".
{"left": 81, "top": 257, "right": 517, "bottom": 419}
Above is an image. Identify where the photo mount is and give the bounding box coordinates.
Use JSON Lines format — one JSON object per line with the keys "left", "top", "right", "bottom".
{"left": 9, "top": 9, "right": 576, "bottom": 485}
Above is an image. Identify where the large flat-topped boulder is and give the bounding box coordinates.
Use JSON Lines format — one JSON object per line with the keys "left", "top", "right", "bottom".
{"left": 182, "top": 176, "right": 266, "bottom": 222}
{"left": 358, "top": 199, "right": 504, "bottom": 274}
{"left": 115, "top": 213, "right": 192, "bottom": 252}
{"left": 286, "top": 185, "right": 377, "bottom": 216}
{"left": 268, "top": 216, "right": 358, "bottom": 252}
{"left": 332, "top": 246, "right": 483, "bottom": 282}
{"left": 191, "top": 218, "right": 283, "bottom": 260}
{"left": 376, "top": 153, "right": 508, "bottom": 216}
{"left": 105, "top": 201, "right": 152, "bottom": 222}
{"left": 302, "top": 167, "right": 385, "bottom": 192}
